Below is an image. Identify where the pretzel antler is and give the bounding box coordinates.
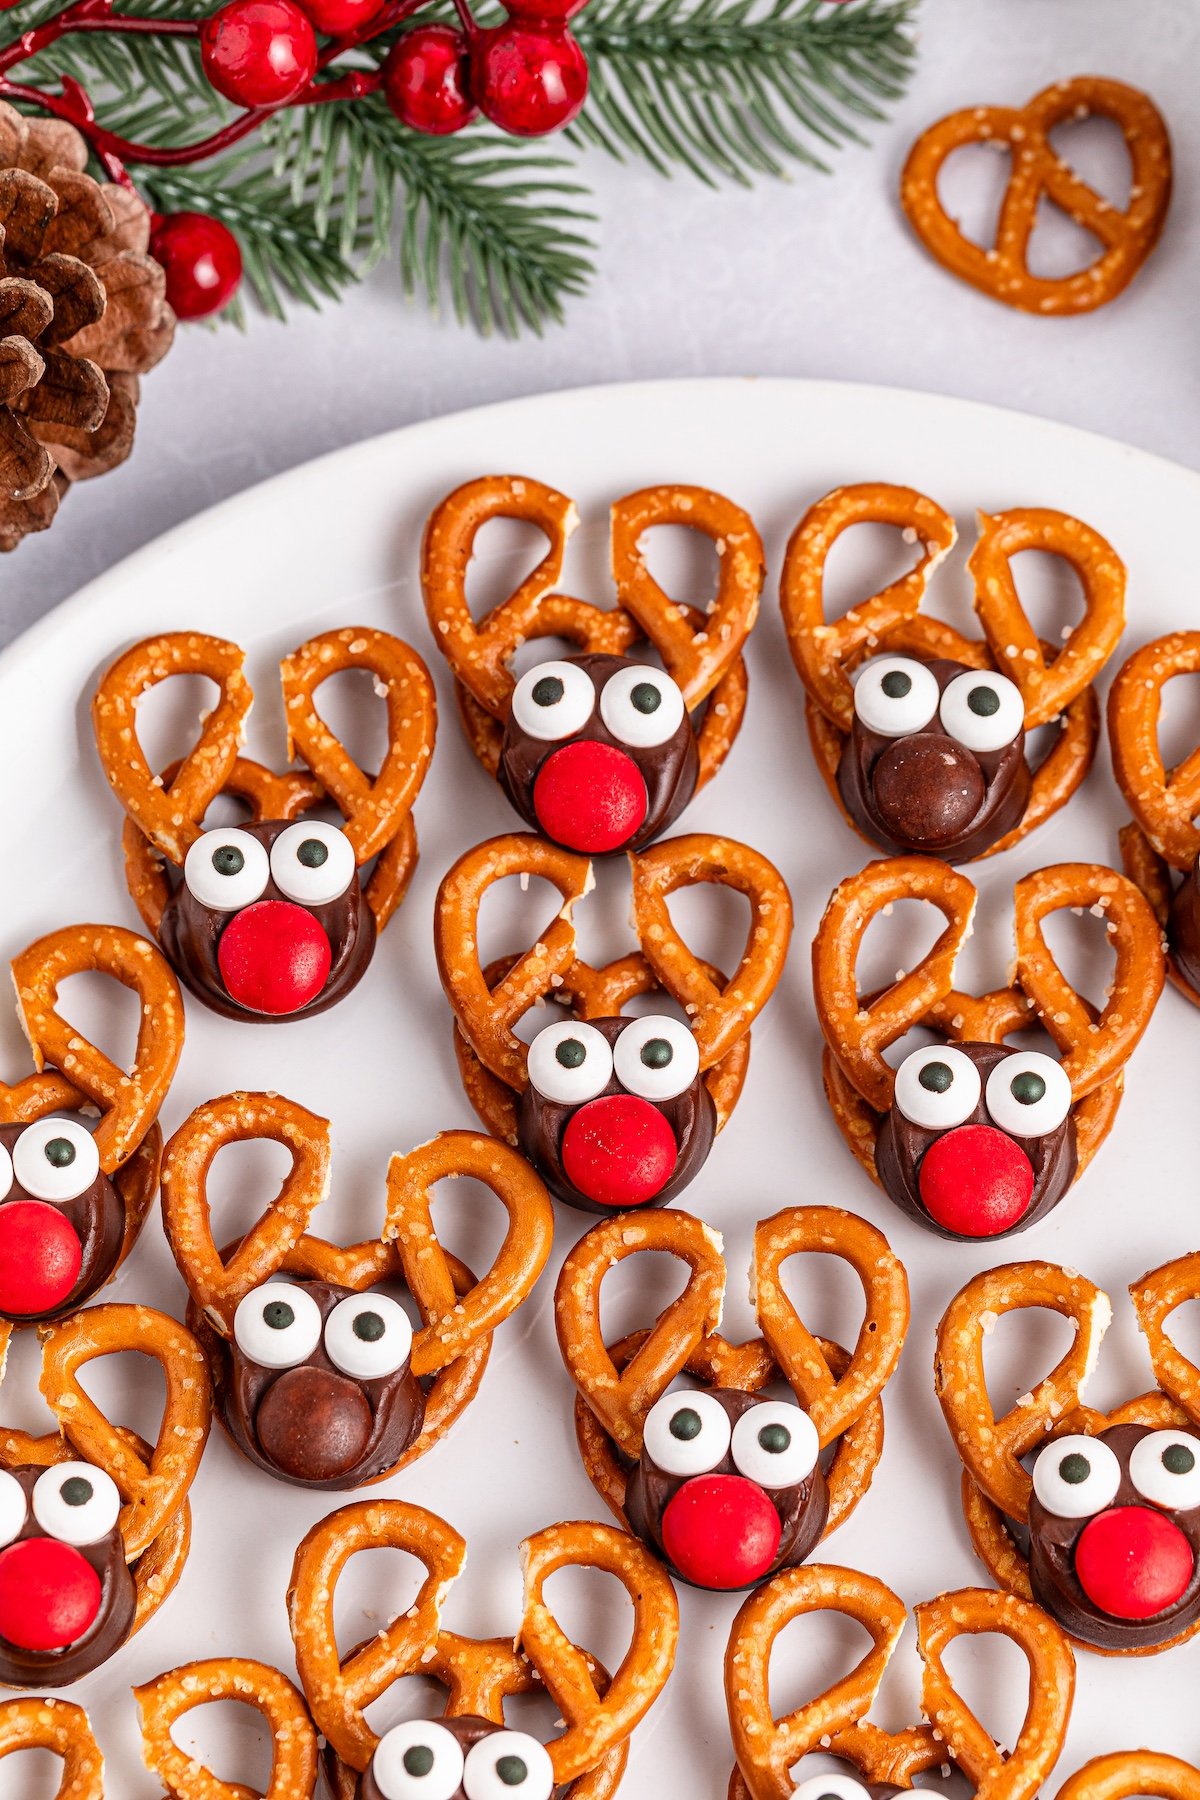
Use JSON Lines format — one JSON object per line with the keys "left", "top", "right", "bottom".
{"left": 1131, "top": 1250, "right": 1200, "bottom": 1428}
{"left": 1056, "top": 1753, "right": 1200, "bottom": 1800}
{"left": 1109, "top": 632, "right": 1200, "bottom": 872}
{"left": 0, "top": 1697, "right": 103, "bottom": 1799}
{"left": 135, "top": 1658, "right": 319, "bottom": 1799}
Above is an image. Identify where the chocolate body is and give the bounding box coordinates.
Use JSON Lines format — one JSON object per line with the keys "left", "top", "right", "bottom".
{"left": 838, "top": 658, "right": 1030, "bottom": 862}
{"left": 1028, "top": 1423, "right": 1200, "bottom": 1651}
{"left": 518, "top": 1016, "right": 716, "bottom": 1213}
{"left": 875, "top": 1042, "right": 1077, "bottom": 1239}
{"left": 208, "top": 1277, "right": 424, "bottom": 1490}
{"left": 0, "top": 1466, "right": 135, "bottom": 1687}
{"left": 0, "top": 1120, "right": 124, "bottom": 1323}
{"left": 1168, "top": 860, "right": 1200, "bottom": 996}
{"left": 159, "top": 819, "right": 375, "bottom": 1021}
{"left": 499, "top": 653, "right": 699, "bottom": 851}
{"left": 625, "top": 1389, "right": 828, "bottom": 1589}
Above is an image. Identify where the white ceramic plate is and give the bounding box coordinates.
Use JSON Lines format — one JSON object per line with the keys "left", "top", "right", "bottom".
{"left": 3, "top": 377, "right": 1200, "bottom": 1798}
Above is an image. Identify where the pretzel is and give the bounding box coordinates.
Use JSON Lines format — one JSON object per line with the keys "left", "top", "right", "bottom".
{"left": 725, "top": 1567, "right": 1073, "bottom": 1800}
{"left": 555, "top": 1207, "right": 907, "bottom": 1554}
{"left": 1056, "top": 1753, "right": 1200, "bottom": 1800}
{"left": 0, "top": 1696, "right": 103, "bottom": 1798}
{"left": 135, "top": 1658, "right": 319, "bottom": 1799}
{"left": 901, "top": 76, "right": 1172, "bottom": 314}
{"left": 287, "top": 1498, "right": 677, "bottom": 1789}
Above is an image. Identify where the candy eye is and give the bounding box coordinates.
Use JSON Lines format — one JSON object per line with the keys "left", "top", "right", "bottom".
{"left": 12, "top": 1119, "right": 100, "bottom": 1202}
{"left": 730, "top": 1402, "right": 819, "bottom": 1489}
{"left": 598, "top": 663, "right": 686, "bottom": 749}
{"left": 527, "top": 1021, "right": 614, "bottom": 1106}
{"left": 32, "top": 1462, "right": 121, "bottom": 1546}
{"left": 0, "top": 1144, "right": 11, "bottom": 1203}
{"left": 184, "top": 827, "right": 270, "bottom": 910}
{"left": 852, "top": 656, "right": 939, "bottom": 737}
{"left": 233, "top": 1280, "right": 323, "bottom": 1370}
{"left": 1129, "top": 1431, "right": 1200, "bottom": 1510}
{"left": 984, "top": 1052, "right": 1072, "bottom": 1138}
{"left": 372, "top": 1721, "right": 465, "bottom": 1800}
{"left": 463, "top": 1731, "right": 554, "bottom": 1800}
{"left": 642, "top": 1389, "right": 732, "bottom": 1477}
{"left": 939, "top": 670, "right": 1025, "bottom": 753}
{"left": 612, "top": 1015, "right": 699, "bottom": 1102}
{"left": 511, "top": 660, "right": 595, "bottom": 742}
{"left": 792, "top": 1778, "right": 873, "bottom": 1800}
{"left": 0, "top": 1471, "right": 26, "bottom": 1549}
{"left": 269, "top": 820, "right": 356, "bottom": 906}
{"left": 893, "top": 1046, "right": 981, "bottom": 1130}
{"left": 1032, "top": 1434, "right": 1121, "bottom": 1519}
{"left": 324, "top": 1293, "right": 413, "bottom": 1381}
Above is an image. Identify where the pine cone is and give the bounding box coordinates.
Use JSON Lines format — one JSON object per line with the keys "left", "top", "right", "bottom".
{"left": 0, "top": 102, "right": 176, "bottom": 552}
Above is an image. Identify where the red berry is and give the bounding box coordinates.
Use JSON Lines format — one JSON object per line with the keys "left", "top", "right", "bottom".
{"left": 296, "top": 0, "right": 383, "bottom": 32}
{"left": 1074, "top": 1507, "right": 1195, "bottom": 1620}
{"left": 533, "top": 740, "right": 646, "bottom": 851}
{"left": 150, "top": 212, "right": 243, "bottom": 320}
{"left": 382, "top": 25, "right": 477, "bottom": 135}
{"left": 661, "top": 1474, "right": 782, "bottom": 1589}
{"left": 473, "top": 21, "right": 588, "bottom": 136}
{"left": 0, "top": 1540, "right": 103, "bottom": 1651}
{"left": 918, "top": 1123, "right": 1034, "bottom": 1237}
{"left": 0, "top": 1202, "right": 83, "bottom": 1318}
{"left": 561, "top": 1095, "right": 677, "bottom": 1208}
{"left": 217, "top": 900, "right": 332, "bottom": 1015}
{"left": 502, "top": 0, "right": 590, "bottom": 20}
{"left": 200, "top": 0, "right": 317, "bottom": 107}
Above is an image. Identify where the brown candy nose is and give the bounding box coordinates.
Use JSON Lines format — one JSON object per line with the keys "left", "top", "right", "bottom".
{"left": 254, "top": 1365, "right": 373, "bottom": 1481}
{"left": 871, "top": 733, "right": 986, "bottom": 846}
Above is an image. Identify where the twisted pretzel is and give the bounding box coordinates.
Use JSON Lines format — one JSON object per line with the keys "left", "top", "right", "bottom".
{"left": 135, "top": 1658, "right": 319, "bottom": 1799}
{"left": 725, "top": 1567, "right": 1073, "bottom": 1800}
{"left": 901, "top": 76, "right": 1172, "bottom": 314}
{"left": 287, "top": 1499, "right": 677, "bottom": 1785}
{"left": 1056, "top": 1754, "right": 1200, "bottom": 1800}
{"left": 1110, "top": 632, "right": 1200, "bottom": 872}
{"left": 0, "top": 1696, "right": 103, "bottom": 1798}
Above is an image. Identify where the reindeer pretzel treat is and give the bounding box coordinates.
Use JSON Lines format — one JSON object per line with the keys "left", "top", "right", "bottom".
{"left": 91, "top": 627, "right": 436, "bottom": 1021}
{"left": 0, "top": 1300, "right": 210, "bottom": 1685}
{"left": 780, "top": 484, "right": 1125, "bottom": 862}
{"left": 0, "top": 1696, "right": 104, "bottom": 1798}
{"left": 812, "top": 854, "right": 1164, "bottom": 1240}
{"left": 901, "top": 77, "right": 1171, "bottom": 316}
{"left": 724, "top": 1566, "right": 1074, "bottom": 1800}
{"left": 1056, "top": 1753, "right": 1200, "bottom": 1800}
{"left": 435, "top": 832, "right": 791, "bottom": 1212}
{"left": 421, "top": 476, "right": 763, "bottom": 854}
{"left": 555, "top": 1206, "right": 908, "bottom": 1591}
{"left": 136, "top": 1657, "right": 319, "bottom": 1798}
{"left": 288, "top": 1499, "right": 678, "bottom": 1796}
{"left": 161, "top": 1095, "right": 553, "bottom": 1490}
{"left": 935, "top": 1250, "right": 1200, "bottom": 1653}
{"left": 1, "top": 922, "right": 183, "bottom": 1325}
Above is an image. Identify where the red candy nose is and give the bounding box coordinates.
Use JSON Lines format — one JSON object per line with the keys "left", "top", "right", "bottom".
{"left": 533, "top": 740, "right": 648, "bottom": 852}
{"left": 217, "top": 900, "right": 332, "bottom": 1015}
{"left": 918, "top": 1123, "right": 1034, "bottom": 1237}
{"left": 0, "top": 1539, "right": 103, "bottom": 1650}
{"left": 1075, "top": 1506, "right": 1196, "bottom": 1620}
{"left": 0, "top": 1202, "right": 83, "bottom": 1316}
{"left": 561, "top": 1094, "right": 678, "bottom": 1208}
{"left": 661, "top": 1474, "right": 782, "bottom": 1589}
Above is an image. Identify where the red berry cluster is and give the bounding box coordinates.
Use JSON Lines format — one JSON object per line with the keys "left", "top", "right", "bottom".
{"left": 382, "top": 0, "right": 589, "bottom": 139}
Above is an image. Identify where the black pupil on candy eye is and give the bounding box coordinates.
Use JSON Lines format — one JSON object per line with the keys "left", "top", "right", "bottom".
{"left": 555, "top": 1039, "right": 586, "bottom": 1070}
{"left": 532, "top": 676, "right": 564, "bottom": 707}
{"left": 213, "top": 845, "right": 244, "bottom": 876}
{"left": 44, "top": 1138, "right": 75, "bottom": 1168}
{"left": 881, "top": 670, "right": 912, "bottom": 700}
{"left": 758, "top": 1424, "right": 790, "bottom": 1455}
{"left": 670, "top": 1408, "right": 702, "bottom": 1442}
{"left": 61, "top": 1477, "right": 93, "bottom": 1507}
{"left": 1011, "top": 1072, "right": 1046, "bottom": 1106}
{"left": 297, "top": 839, "right": 328, "bottom": 868}
{"left": 918, "top": 1062, "right": 953, "bottom": 1094}
{"left": 1164, "top": 1444, "right": 1196, "bottom": 1475}
{"left": 353, "top": 1312, "right": 385, "bottom": 1343}
{"left": 1060, "top": 1453, "right": 1091, "bottom": 1485}
{"left": 641, "top": 1038, "right": 672, "bottom": 1069}
{"left": 497, "top": 1757, "right": 529, "bottom": 1786}
{"left": 968, "top": 685, "right": 1001, "bottom": 717}
{"left": 402, "top": 1746, "right": 435, "bottom": 1777}
{"left": 631, "top": 682, "right": 661, "bottom": 715}
{"left": 264, "top": 1301, "right": 295, "bottom": 1331}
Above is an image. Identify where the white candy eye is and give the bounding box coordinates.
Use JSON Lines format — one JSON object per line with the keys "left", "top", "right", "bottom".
{"left": 372, "top": 1721, "right": 465, "bottom": 1800}
{"left": 939, "top": 670, "right": 1025, "bottom": 753}
{"left": 984, "top": 1052, "right": 1072, "bottom": 1139}
{"left": 511, "top": 660, "right": 595, "bottom": 741}
{"left": 527, "top": 1021, "right": 614, "bottom": 1106}
{"left": 731, "top": 1402, "right": 820, "bottom": 1489}
{"left": 642, "top": 1389, "right": 732, "bottom": 1477}
{"left": 324, "top": 1293, "right": 413, "bottom": 1381}
{"left": 612, "top": 1015, "right": 699, "bottom": 1102}
{"left": 852, "top": 656, "right": 939, "bottom": 737}
{"left": 233, "top": 1281, "right": 323, "bottom": 1370}
{"left": 893, "top": 1046, "right": 981, "bottom": 1130}
{"left": 0, "top": 1471, "right": 26, "bottom": 1548}
{"left": 1032, "top": 1434, "right": 1121, "bottom": 1519}
{"left": 12, "top": 1119, "right": 100, "bottom": 1202}
{"left": 598, "top": 663, "right": 686, "bottom": 749}
{"left": 0, "top": 1144, "right": 11, "bottom": 1203}
{"left": 184, "top": 827, "right": 270, "bottom": 910}
{"left": 1129, "top": 1431, "right": 1200, "bottom": 1510}
{"left": 269, "top": 820, "right": 356, "bottom": 906}
{"left": 792, "top": 1778, "right": 873, "bottom": 1800}
{"left": 32, "top": 1462, "right": 121, "bottom": 1546}
{"left": 463, "top": 1731, "right": 554, "bottom": 1800}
